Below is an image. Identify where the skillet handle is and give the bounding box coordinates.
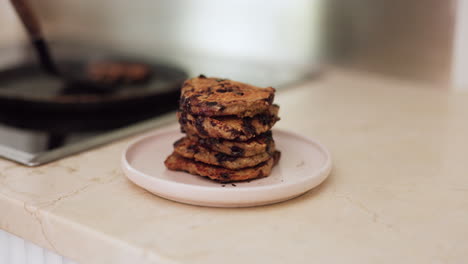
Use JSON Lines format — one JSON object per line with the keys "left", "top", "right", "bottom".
{"left": 9, "top": 0, "right": 60, "bottom": 76}
{"left": 10, "top": 0, "right": 43, "bottom": 39}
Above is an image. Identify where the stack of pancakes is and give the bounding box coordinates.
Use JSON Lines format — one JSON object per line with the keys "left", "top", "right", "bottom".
{"left": 165, "top": 75, "right": 281, "bottom": 182}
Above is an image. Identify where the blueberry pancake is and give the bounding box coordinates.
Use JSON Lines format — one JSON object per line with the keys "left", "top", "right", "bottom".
{"left": 180, "top": 75, "right": 275, "bottom": 117}
{"left": 173, "top": 136, "right": 274, "bottom": 169}
{"left": 186, "top": 131, "right": 275, "bottom": 157}
{"left": 178, "top": 104, "right": 279, "bottom": 141}
{"left": 164, "top": 151, "right": 281, "bottom": 183}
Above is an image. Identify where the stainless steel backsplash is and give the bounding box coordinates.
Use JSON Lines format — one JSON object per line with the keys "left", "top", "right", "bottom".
{"left": 18, "top": 0, "right": 322, "bottom": 65}
{"left": 324, "top": 0, "right": 456, "bottom": 85}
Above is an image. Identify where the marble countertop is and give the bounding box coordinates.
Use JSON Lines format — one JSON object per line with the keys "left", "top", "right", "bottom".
{"left": 1, "top": 69, "right": 468, "bottom": 264}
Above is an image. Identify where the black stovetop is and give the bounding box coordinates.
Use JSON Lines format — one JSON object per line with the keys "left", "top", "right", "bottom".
{"left": 0, "top": 103, "right": 177, "bottom": 155}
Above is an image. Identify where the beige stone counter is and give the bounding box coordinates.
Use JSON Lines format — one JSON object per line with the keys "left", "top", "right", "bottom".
{"left": 1, "top": 69, "right": 468, "bottom": 263}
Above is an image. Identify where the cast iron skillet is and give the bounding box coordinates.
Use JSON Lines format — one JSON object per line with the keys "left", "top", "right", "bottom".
{"left": 0, "top": 58, "right": 187, "bottom": 112}
{"left": 5, "top": 0, "right": 187, "bottom": 113}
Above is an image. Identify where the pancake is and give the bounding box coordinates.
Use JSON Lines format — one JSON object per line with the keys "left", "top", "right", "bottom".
{"left": 164, "top": 151, "right": 281, "bottom": 183}
{"left": 178, "top": 104, "right": 279, "bottom": 141}
{"left": 180, "top": 75, "right": 275, "bottom": 117}
{"left": 173, "top": 136, "right": 274, "bottom": 169}
{"left": 186, "top": 131, "right": 274, "bottom": 157}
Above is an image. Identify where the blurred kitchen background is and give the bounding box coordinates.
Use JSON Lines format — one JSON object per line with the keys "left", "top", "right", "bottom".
{"left": 1, "top": 0, "right": 468, "bottom": 166}
{"left": 2, "top": 0, "right": 468, "bottom": 88}
{"left": 0, "top": 0, "right": 323, "bottom": 88}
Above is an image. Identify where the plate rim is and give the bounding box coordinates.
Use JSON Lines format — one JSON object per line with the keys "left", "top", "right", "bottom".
{"left": 121, "top": 127, "right": 332, "bottom": 194}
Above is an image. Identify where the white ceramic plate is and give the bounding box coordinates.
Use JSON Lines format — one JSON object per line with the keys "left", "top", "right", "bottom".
{"left": 122, "top": 128, "right": 332, "bottom": 207}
